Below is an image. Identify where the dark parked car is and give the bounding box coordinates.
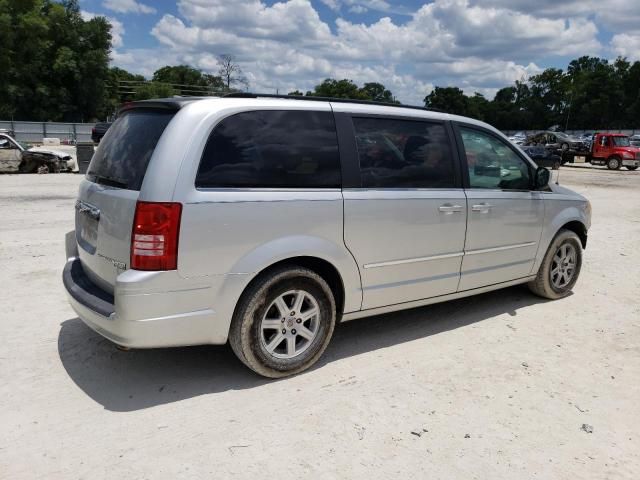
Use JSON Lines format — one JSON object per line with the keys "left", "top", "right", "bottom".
{"left": 91, "top": 122, "right": 112, "bottom": 143}
{"left": 521, "top": 145, "right": 562, "bottom": 170}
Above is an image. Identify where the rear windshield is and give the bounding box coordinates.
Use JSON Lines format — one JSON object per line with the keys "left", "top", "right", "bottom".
{"left": 87, "top": 109, "right": 174, "bottom": 190}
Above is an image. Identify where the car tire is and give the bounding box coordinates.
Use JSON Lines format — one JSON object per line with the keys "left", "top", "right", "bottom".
{"left": 606, "top": 156, "right": 621, "bottom": 170}
{"left": 626, "top": 166, "right": 638, "bottom": 171}
{"left": 229, "top": 266, "right": 336, "bottom": 378}
{"left": 561, "top": 143, "right": 569, "bottom": 151}
{"left": 528, "top": 229, "right": 582, "bottom": 300}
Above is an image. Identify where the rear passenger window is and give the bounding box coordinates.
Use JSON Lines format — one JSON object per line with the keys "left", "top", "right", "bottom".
{"left": 353, "top": 118, "right": 455, "bottom": 188}
{"left": 196, "top": 110, "right": 340, "bottom": 188}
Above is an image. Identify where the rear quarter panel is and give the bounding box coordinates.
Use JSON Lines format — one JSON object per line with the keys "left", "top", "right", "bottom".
{"left": 158, "top": 100, "right": 362, "bottom": 316}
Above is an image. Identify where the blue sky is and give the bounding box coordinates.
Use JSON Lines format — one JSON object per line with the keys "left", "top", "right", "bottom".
{"left": 80, "top": 0, "right": 640, "bottom": 104}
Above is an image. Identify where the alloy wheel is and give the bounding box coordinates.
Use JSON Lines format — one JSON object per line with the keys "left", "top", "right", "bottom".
{"left": 260, "top": 289, "right": 320, "bottom": 359}
{"left": 550, "top": 243, "right": 577, "bottom": 289}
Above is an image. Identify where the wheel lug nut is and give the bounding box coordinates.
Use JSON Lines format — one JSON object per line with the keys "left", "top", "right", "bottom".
{"left": 281, "top": 318, "right": 285, "bottom": 323}
{"left": 291, "top": 329, "right": 297, "bottom": 335}
{"left": 296, "top": 318, "right": 302, "bottom": 323}
{"left": 290, "top": 311, "right": 295, "bottom": 316}
{"left": 282, "top": 329, "right": 286, "bottom": 334}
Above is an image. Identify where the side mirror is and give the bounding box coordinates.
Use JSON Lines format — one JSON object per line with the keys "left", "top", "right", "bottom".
{"left": 534, "top": 166, "right": 550, "bottom": 189}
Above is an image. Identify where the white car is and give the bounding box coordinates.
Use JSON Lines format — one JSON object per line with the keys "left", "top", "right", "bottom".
{"left": 0, "top": 133, "right": 75, "bottom": 173}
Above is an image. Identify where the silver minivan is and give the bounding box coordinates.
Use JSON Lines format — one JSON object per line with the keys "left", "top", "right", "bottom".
{"left": 63, "top": 95, "right": 591, "bottom": 378}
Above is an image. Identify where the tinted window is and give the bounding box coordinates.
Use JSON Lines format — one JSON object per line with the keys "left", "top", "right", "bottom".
{"left": 87, "top": 110, "right": 174, "bottom": 191}
{"left": 353, "top": 118, "right": 455, "bottom": 188}
{"left": 196, "top": 110, "right": 340, "bottom": 188}
{"left": 460, "top": 127, "right": 531, "bottom": 190}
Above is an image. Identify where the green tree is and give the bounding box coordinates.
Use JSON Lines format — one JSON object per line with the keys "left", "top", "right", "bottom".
{"left": 307, "top": 79, "right": 368, "bottom": 99}
{"left": 152, "top": 65, "right": 225, "bottom": 95}
{"left": 423, "top": 86, "right": 469, "bottom": 115}
{"left": 133, "top": 82, "right": 177, "bottom": 100}
{"left": 0, "top": 0, "right": 112, "bottom": 121}
{"left": 467, "top": 93, "right": 489, "bottom": 121}
{"left": 359, "top": 82, "right": 398, "bottom": 103}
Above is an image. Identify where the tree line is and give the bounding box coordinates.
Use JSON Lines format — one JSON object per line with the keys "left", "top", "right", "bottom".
{"left": 1, "top": 0, "right": 638, "bottom": 129}
{"left": 424, "top": 57, "right": 640, "bottom": 130}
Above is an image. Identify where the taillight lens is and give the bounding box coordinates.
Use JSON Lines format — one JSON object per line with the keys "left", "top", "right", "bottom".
{"left": 131, "top": 202, "right": 182, "bottom": 271}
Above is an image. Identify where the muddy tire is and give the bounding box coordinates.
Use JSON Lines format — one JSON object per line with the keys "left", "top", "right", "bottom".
{"left": 528, "top": 229, "right": 582, "bottom": 300}
{"left": 229, "top": 266, "right": 336, "bottom": 378}
{"left": 606, "top": 156, "right": 621, "bottom": 170}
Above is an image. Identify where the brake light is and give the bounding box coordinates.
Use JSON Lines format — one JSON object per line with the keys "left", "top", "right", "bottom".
{"left": 131, "top": 202, "right": 182, "bottom": 271}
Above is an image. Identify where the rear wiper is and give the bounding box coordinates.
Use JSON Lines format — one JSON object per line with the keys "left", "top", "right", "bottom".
{"left": 89, "top": 173, "right": 128, "bottom": 189}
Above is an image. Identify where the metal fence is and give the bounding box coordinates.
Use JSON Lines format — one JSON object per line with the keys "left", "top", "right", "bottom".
{"left": 0, "top": 120, "right": 95, "bottom": 144}
{"left": 503, "top": 129, "right": 640, "bottom": 137}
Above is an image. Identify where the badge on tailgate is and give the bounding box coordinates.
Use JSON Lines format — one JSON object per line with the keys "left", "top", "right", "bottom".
{"left": 75, "top": 200, "right": 100, "bottom": 221}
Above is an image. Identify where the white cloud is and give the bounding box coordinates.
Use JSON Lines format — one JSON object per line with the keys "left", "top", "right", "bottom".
{"left": 112, "top": 0, "right": 620, "bottom": 103}
{"left": 111, "top": 49, "right": 179, "bottom": 77}
{"left": 320, "top": 0, "right": 340, "bottom": 10}
{"left": 611, "top": 34, "right": 640, "bottom": 61}
{"left": 81, "top": 10, "right": 125, "bottom": 48}
{"left": 348, "top": 5, "right": 367, "bottom": 14}
{"left": 103, "top": 0, "right": 156, "bottom": 15}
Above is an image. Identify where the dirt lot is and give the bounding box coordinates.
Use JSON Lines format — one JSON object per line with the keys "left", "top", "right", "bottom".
{"left": 1, "top": 167, "right": 639, "bottom": 479}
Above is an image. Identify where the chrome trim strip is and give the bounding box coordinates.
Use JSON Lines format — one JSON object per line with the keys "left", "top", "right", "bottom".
{"left": 465, "top": 241, "right": 536, "bottom": 256}
{"left": 363, "top": 251, "right": 464, "bottom": 269}
{"left": 341, "top": 276, "right": 536, "bottom": 322}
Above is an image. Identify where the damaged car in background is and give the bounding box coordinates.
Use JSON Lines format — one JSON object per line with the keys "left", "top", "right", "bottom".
{"left": 525, "top": 131, "right": 587, "bottom": 152}
{"left": 0, "top": 133, "right": 73, "bottom": 173}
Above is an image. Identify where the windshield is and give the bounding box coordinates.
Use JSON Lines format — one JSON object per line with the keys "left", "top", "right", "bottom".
{"left": 612, "top": 136, "right": 630, "bottom": 147}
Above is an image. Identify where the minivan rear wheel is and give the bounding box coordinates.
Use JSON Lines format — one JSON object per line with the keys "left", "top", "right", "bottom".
{"left": 528, "top": 229, "right": 582, "bottom": 300}
{"left": 229, "top": 266, "right": 336, "bottom": 378}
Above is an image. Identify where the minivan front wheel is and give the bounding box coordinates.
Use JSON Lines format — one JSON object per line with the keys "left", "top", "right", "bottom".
{"left": 528, "top": 229, "right": 582, "bottom": 299}
{"left": 229, "top": 266, "right": 336, "bottom": 378}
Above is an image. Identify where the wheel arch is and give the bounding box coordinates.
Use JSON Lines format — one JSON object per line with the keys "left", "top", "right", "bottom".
{"left": 533, "top": 205, "right": 589, "bottom": 275}
{"left": 559, "top": 220, "right": 588, "bottom": 248}
{"left": 237, "top": 256, "right": 347, "bottom": 321}
{"left": 225, "top": 234, "right": 362, "bottom": 317}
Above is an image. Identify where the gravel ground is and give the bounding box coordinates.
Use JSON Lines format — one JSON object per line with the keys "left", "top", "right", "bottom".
{"left": 1, "top": 167, "right": 639, "bottom": 479}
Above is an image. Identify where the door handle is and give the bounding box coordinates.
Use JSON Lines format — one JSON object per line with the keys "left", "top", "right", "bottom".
{"left": 438, "top": 204, "right": 463, "bottom": 214}
{"left": 471, "top": 203, "right": 494, "bottom": 213}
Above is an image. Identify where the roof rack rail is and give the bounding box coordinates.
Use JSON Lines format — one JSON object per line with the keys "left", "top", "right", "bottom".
{"left": 223, "top": 92, "right": 444, "bottom": 113}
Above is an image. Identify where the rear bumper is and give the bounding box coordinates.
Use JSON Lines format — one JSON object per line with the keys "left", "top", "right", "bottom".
{"left": 62, "top": 256, "right": 231, "bottom": 348}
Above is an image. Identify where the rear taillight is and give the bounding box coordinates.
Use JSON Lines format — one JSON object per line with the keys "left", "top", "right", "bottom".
{"left": 131, "top": 201, "right": 182, "bottom": 271}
